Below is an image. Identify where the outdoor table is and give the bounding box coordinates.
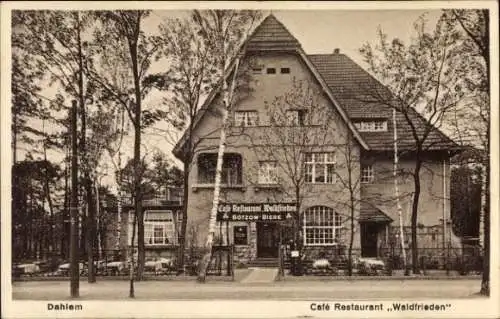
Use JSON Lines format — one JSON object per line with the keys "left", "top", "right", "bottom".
{"left": 17, "top": 263, "right": 40, "bottom": 275}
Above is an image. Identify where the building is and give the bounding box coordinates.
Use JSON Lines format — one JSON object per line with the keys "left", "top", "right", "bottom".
{"left": 103, "top": 186, "right": 183, "bottom": 261}
{"left": 172, "top": 15, "right": 462, "bottom": 265}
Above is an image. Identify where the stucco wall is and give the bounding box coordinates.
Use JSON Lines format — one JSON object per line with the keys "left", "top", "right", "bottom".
{"left": 361, "top": 155, "right": 461, "bottom": 248}
{"left": 185, "top": 52, "right": 363, "bottom": 256}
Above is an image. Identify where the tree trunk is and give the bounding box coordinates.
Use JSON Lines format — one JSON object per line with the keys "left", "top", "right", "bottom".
{"left": 129, "top": 34, "right": 145, "bottom": 280}
{"left": 85, "top": 180, "right": 96, "bottom": 282}
{"left": 129, "top": 208, "right": 137, "bottom": 298}
{"left": 348, "top": 195, "right": 355, "bottom": 276}
{"left": 480, "top": 135, "right": 490, "bottom": 295}
{"left": 295, "top": 185, "right": 301, "bottom": 245}
{"left": 480, "top": 10, "right": 490, "bottom": 296}
{"left": 62, "top": 156, "right": 70, "bottom": 258}
{"left": 177, "top": 159, "right": 190, "bottom": 274}
{"left": 411, "top": 159, "right": 422, "bottom": 274}
{"left": 198, "top": 55, "right": 242, "bottom": 282}
{"left": 116, "top": 186, "right": 122, "bottom": 253}
{"left": 197, "top": 101, "right": 229, "bottom": 282}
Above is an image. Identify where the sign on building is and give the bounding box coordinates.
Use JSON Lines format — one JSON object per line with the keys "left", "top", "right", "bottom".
{"left": 216, "top": 203, "right": 296, "bottom": 221}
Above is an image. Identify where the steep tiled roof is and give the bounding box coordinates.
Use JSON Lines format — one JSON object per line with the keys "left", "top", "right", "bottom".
{"left": 308, "top": 53, "right": 459, "bottom": 151}
{"left": 173, "top": 14, "right": 459, "bottom": 160}
{"left": 246, "top": 14, "right": 301, "bottom": 51}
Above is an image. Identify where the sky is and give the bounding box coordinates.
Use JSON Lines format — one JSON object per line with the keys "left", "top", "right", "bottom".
{"left": 138, "top": 8, "right": 441, "bottom": 163}
{"left": 12, "top": 7, "right": 443, "bottom": 188}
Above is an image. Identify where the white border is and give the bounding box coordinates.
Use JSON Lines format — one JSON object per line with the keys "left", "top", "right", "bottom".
{"left": 2, "top": 1, "right": 499, "bottom": 318}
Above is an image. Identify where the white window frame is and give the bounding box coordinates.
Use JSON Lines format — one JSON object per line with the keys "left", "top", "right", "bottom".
{"left": 303, "top": 206, "right": 342, "bottom": 246}
{"left": 128, "top": 210, "right": 177, "bottom": 246}
{"left": 258, "top": 161, "right": 278, "bottom": 184}
{"left": 234, "top": 111, "right": 258, "bottom": 127}
{"left": 354, "top": 120, "right": 388, "bottom": 132}
{"left": 304, "top": 152, "right": 336, "bottom": 184}
{"left": 361, "top": 164, "right": 374, "bottom": 183}
{"left": 144, "top": 210, "right": 176, "bottom": 246}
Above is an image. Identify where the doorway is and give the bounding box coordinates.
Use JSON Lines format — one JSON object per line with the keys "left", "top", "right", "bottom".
{"left": 361, "top": 222, "right": 379, "bottom": 257}
{"left": 257, "top": 222, "right": 279, "bottom": 258}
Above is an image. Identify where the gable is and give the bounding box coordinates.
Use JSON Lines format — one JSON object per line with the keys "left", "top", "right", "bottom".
{"left": 173, "top": 14, "right": 369, "bottom": 160}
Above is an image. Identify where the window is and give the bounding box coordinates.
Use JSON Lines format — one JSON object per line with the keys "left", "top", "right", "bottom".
{"left": 266, "top": 67, "right": 276, "bottom": 74}
{"left": 144, "top": 211, "right": 177, "bottom": 246}
{"left": 233, "top": 226, "right": 248, "bottom": 245}
{"left": 197, "top": 153, "right": 242, "bottom": 185}
{"left": 286, "top": 109, "right": 307, "bottom": 126}
{"left": 303, "top": 206, "right": 342, "bottom": 245}
{"left": 280, "top": 67, "right": 290, "bottom": 74}
{"left": 234, "top": 111, "right": 258, "bottom": 127}
{"left": 361, "top": 164, "right": 374, "bottom": 183}
{"left": 252, "top": 67, "right": 263, "bottom": 74}
{"left": 304, "top": 152, "right": 336, "bottom": 184}
{"left": 354, "top": 120, "right": 388, "bottom": 132}
{"left": 258, "top": 161, "right": 278, "bottom": 184}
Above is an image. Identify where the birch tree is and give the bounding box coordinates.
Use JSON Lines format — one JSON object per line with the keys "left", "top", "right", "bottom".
{"left": 359, "top": 14, "right": 465, "bottom": 274}
{"left": 191, "top": 10, "right": 261, "bottom": 282}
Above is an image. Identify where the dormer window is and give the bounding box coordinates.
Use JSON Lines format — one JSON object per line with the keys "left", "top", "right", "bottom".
{"left": 353, "top": 120, "right": 388, "bottom": 132}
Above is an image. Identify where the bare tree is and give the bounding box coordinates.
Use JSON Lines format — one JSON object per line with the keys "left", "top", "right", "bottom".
{"left": 248, "top": 80, "right": 334, "bottom": 242}
{"left": 359, "top": 14, "right": 464, "bottom": 274}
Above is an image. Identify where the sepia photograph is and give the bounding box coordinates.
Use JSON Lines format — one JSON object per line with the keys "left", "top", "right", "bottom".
{"left": 1, "top": 1, "right": 498, "bottom": 318}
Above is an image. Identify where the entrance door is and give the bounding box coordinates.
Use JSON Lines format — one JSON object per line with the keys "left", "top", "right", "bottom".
{"left": 257, "top": 222, "right": 279, "bottom": 258}
{"left": 361, "top": 223, "right": 379, "bottom": 257}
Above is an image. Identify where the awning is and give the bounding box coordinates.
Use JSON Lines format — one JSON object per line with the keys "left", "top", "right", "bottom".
{"left": 359, "top": 203, "right": 393, "bottom": 223}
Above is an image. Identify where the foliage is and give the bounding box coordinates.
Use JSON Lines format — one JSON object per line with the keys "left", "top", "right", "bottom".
{"left": 12, "top": 159, "right": 63, "bottom": 260}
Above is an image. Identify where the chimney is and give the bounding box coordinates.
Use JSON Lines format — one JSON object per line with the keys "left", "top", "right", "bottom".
{"left": 333, "top": 48, "right": 340, "bottom": 54}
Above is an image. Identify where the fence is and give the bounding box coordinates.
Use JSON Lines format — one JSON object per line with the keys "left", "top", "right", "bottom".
{"left": 279, "top": 245, "right": 483, "bottom": 276}
{"left": 12, "top": 246, "right": 235, "bottom": 279}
